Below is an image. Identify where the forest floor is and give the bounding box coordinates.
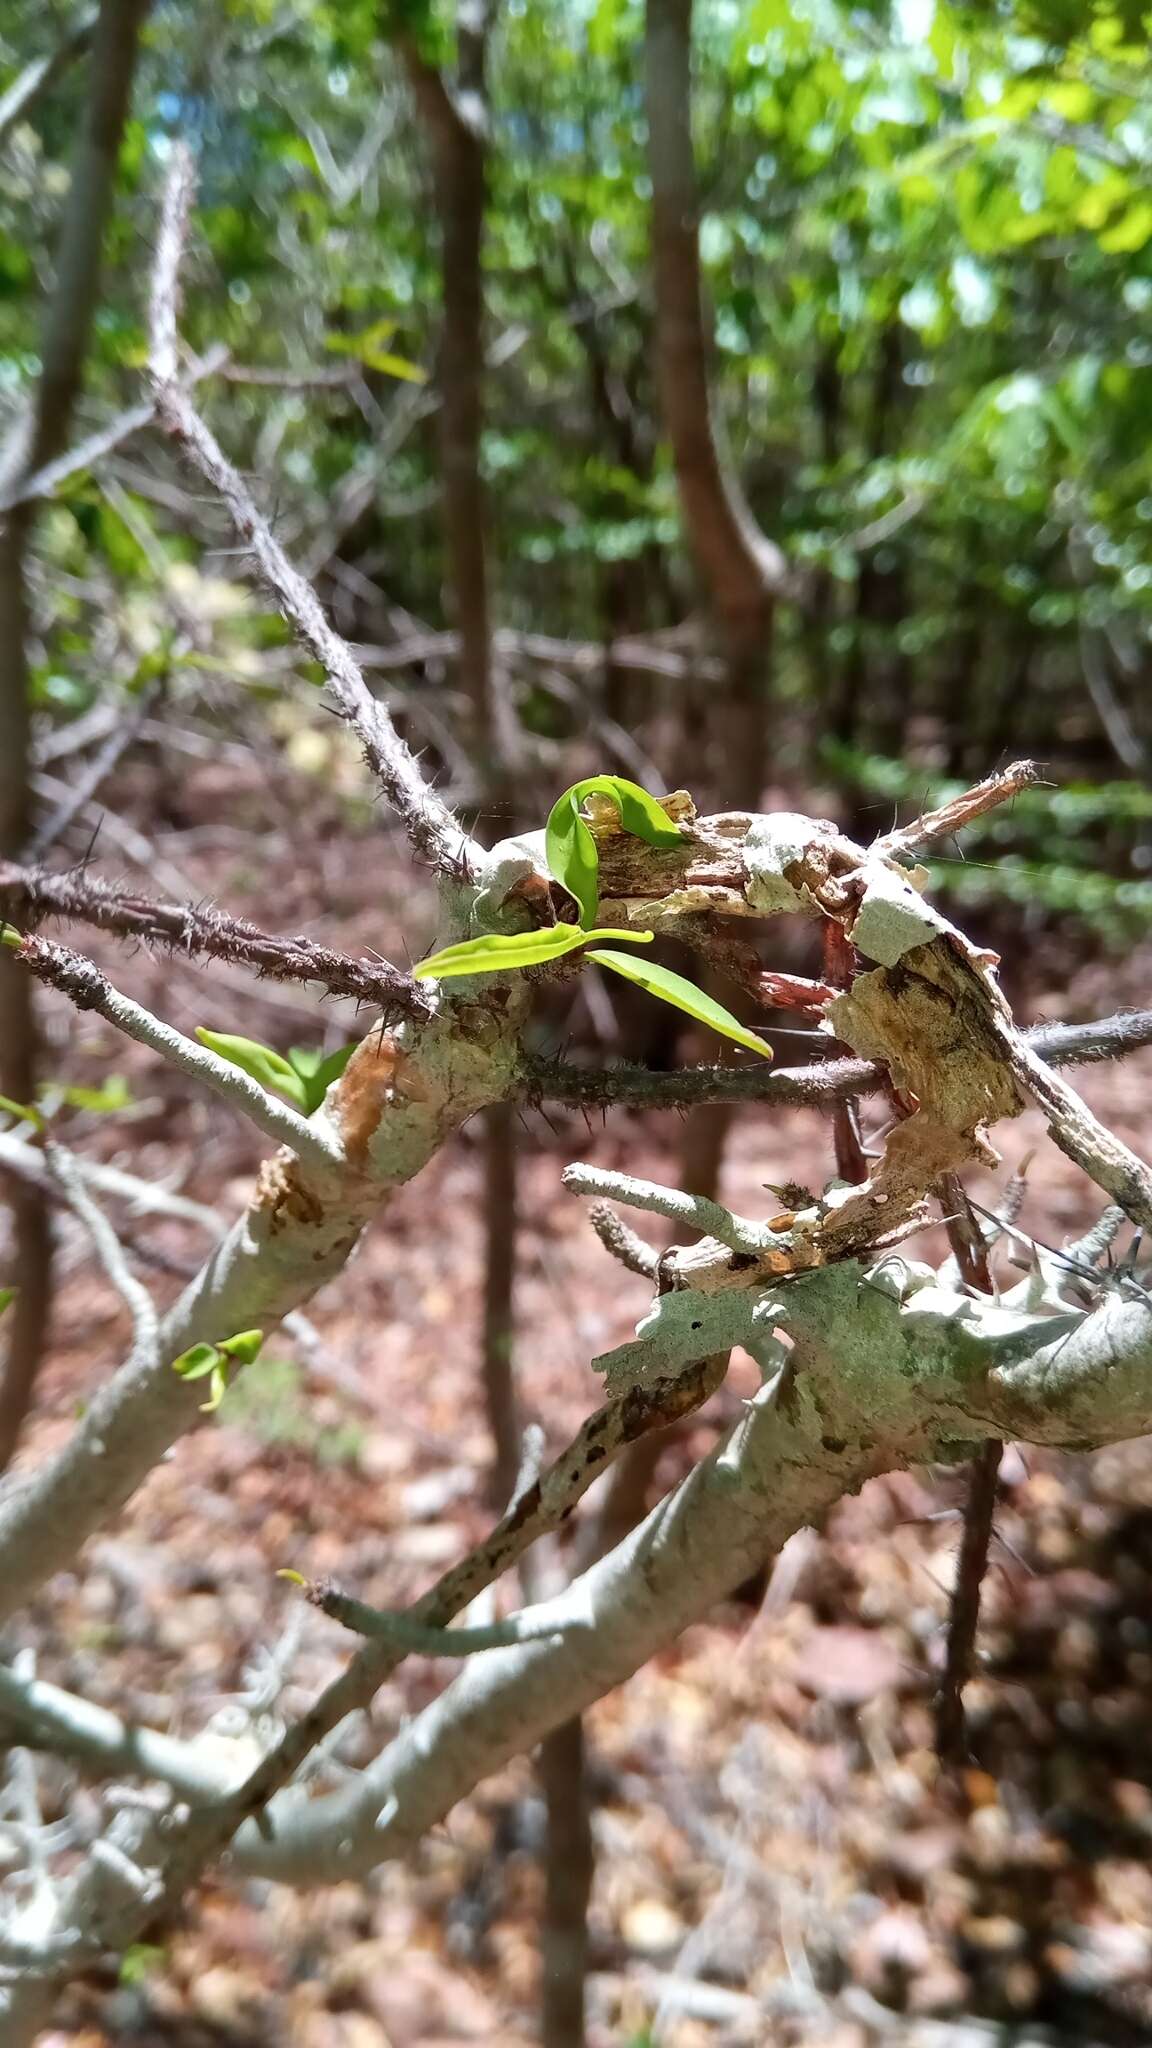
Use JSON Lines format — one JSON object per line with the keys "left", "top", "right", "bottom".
{"left": 11, "top": 750, "right": 1152, "bottom": 2048}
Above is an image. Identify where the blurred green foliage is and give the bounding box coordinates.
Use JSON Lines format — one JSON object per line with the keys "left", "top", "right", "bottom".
{"left": 222, "top": 1354, "right": 364, "bottom": 1466}
{"left": 3, "top": 0, "right": 1152, "bottom": 939}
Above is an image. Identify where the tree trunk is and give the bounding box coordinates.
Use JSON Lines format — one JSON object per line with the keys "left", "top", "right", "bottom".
{"left": 396, "top": 6, "right": 494, "bottom": 767}
{"left": 645, "top": 0, "right": 782, "bottom": 1207}
{"left": 481, "top": 1100, "right": 521, "bottom": 1506}
{"left": 833, "top": 322, "right": 908, "bottom": 770}
{"left": 0, "top": 515, "right": 52, "bottom": 1473}
{"left": 538, "top": 1717, "right": 594, "bottom": 2048}
{"left": 0, "top": 0, "right": 150, "bottom": 1472}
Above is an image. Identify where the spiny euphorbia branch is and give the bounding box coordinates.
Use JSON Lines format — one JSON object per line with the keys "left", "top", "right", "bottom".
{"left": 139, "top": 140, "right": 478, "bottom": 878}
{"left": 0, "top": 966, "right": 526, "bottom": 1626}
{"left": 518, "top": 1009, "right": 1152, "bottom": 1110}
{"left": 0, "top": 861, "right": 430, "bottom": 1021}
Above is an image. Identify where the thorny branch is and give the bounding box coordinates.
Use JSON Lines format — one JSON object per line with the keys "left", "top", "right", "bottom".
{"left": 138, "top": 143, "right": 477, "bottom": 877}
{"left": 520, "top": 1009, "right": 1152, "bottom": 1111}
{"left": 0, "top": 861, "right": 431, "bottom": 1022}
{"left": 873, "top": 758, "right": 1043, "bottom": 860}
{"left": 154, "top": 378, "right": 478, "bottom": 876}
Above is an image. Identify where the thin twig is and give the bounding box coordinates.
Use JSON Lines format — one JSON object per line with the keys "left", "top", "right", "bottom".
{"left": 586, "top": 1201, "right": 660, "bottom": 1281}
{"left": 7, "top": 932, "right": 343, "bottom": 1169}
{"left": 562, "top": 1164, "right": 771, "bottom": 1256}
{"left": 873, "top": 760, "right": 1041, "bottom": 860}
{"left": 0, "top": 1129, "right": 219, "bottom": 1231}
{"left": 0, "top": 345, "right": 228, "bottom": 515}
{"left": 935, "top": 1174, "right": 1000, "bottom": 1767}
{"left": 154, "top": 383, "right": 477, "bottom": 875}
{"left": 0, "top": 10, "right": 97, "bottom": 148}
{"left": 25, "top": 686, "right": 159, "bottom": 862}
{"left": 823, "top": 919, "right": 868, "bottom": 1185}
{"left": 1009, "top": 1034, "right": 1152, "bottom": 1232}
{"left": 935, "top": 1439, "right": 1001, "bottom": 1768}
{"left": 137, "top": 144, "right": 476, "bottom": 880}
{"left": 43, "top": 1140, "right": 159, "bottom": 1368}
{"left": 302, "top": 1580, "right": 578, "bottom": 1655}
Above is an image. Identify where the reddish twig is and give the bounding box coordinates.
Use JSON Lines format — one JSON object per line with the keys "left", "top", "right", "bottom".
{"left": 935, "top": 1173, "right": 1000, "bottom": 1767}
{"left": 822, "top": 919, "right": 868, "bottom": 1186}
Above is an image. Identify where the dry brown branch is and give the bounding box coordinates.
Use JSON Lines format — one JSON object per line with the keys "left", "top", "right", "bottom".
{"left": 0, "top": 862, "right": 430, "bottom": 1021}
{"left": 873, "top": 759, "right": 1042, "bottom": 859}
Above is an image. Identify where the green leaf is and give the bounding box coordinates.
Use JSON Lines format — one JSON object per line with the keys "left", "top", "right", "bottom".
{"left": 120, "top": 1944, "right": 165, "bottom": 1987}
{"left": 174, "top": 1332, "right": 260, "bottom": 1411}
{"left": 217, "top": 1327, "right": 265, "bottom": 1365}
{"left": 57, "top": 1076, "right": 133, "bottom": 1115}
{"left": 0, "top": 925, "right": 21, "bottom": 949}
{"left": 200, "top": 1360, "right": 231, "bottom": 1414}
{"left": 587, "top": 950, "right": 774, "bottom": 1060}
{"left": 195, "top": 1028, "right": 310, "bottom": 1110}
{"left": 414, "top": 924, "right": 653, "bottom": 980}
{"left": 322, "top": 320, "right": 427, "bottom": 382}
{"left": 324, "top": 317, "right": 396, "bottom": 357}
{"left": 288, "top": 1042, "right": 356, "bottom": 1113}
{"left": 171, "top": 1341, "right": 222, "bottom": 1381}
{"left": 544, "top": 800, "right": 600, "bottom": 927}
{"left": 0, "top": 1288, "right": 15, "bottom": 1318}
{"left": 545, "top": 776, "right": 683, "bottom": 927}
{"left": 0, "top": 1092, "right": 44, "bottom": 1130}
{"left": 361, "top": 349, "right": 428, "bottom": 383}
{"left": 312, "top": 1042, "right": 356, "bottom": 1093}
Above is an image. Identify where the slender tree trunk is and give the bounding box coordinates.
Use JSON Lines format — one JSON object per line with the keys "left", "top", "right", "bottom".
{"left": 397, "top": 29, "right": 584, "bottom": 2040}
{"left": 806, "top": 343, "right": 843, "bottom": 747}
{"left": 0, "top": 0, "right": 150, "bottom": 1472}
{"left": 645, "top": 0, "right": 782, "bottom": 1208}
{"left": 436, "top": 120, "right": 491, "bottom": 763}
{"left": 481, "top": 1099, "right": 521, "bottom": 1506}
{"left": 391, "top": 6, "right": 517, "bottom": 1506}
{"left": 942, "top": 586, "right": 984, "bottom": 779}
{"left": 833, "top": 322, "right": 908, "bottom": 768}
{"left": 0, "top": 517, "right": 52, "bottom": 1473}
{"left": 396, "top": 6, "right": 494, "bottom": 767}
{"left": 538, "top": 1716, "right": 594, "bottom": 2048}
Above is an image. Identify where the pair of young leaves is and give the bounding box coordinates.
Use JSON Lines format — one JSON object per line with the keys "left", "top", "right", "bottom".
{"left": 193, "top": 1032, "right": 354, "bottom": 1114}
{"left": 172, "top": 1326, "right": 264, "bottom": 1413}
{"left": 198, "top": 778, "right": 771, "bottom": 1117}
{"left": 417, "top": 776, "right": 773, "bottom": 1062}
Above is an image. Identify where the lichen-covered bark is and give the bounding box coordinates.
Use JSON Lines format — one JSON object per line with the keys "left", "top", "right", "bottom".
{"left": 229, "top": 1259, "right": 1152, "bottom": 1884}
